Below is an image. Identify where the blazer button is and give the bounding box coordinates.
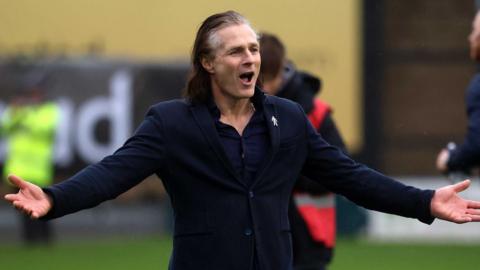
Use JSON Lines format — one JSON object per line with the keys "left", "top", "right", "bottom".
{"left": 244, "top": 228, "right": 253, "bottom": 236}
{"left": 248, "top": 191, "right": 254, "bottom": 198}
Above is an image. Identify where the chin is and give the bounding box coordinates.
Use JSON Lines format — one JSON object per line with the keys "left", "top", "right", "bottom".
{"left": 242, "top": 87, "right": 255, "bottom": 98}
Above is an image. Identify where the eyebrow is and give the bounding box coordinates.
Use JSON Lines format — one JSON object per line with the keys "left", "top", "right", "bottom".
{"left": 226, "top": 42, "right": 259, "bottom": 52}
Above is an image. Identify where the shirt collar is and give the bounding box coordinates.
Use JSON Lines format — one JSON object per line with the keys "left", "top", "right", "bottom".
{"left": 207, "top": 87, "right": 265, "bottom": 119}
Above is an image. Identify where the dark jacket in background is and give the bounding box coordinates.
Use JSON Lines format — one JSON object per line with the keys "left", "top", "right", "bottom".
{"left": 448, "top": 73, "right": 480, "bottom": 171}
{"left": 277, "top": 63, "right": 345, "bottom": 268}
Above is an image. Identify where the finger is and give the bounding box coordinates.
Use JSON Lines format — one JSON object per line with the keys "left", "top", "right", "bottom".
{"left": 13, "top": 202, "right": 33, "bottom": 217}
{"left": 12, "top": 201, "right": 26, "bottom": 212}
{"left": 4, "top": 194, "right": 20, "bottom": 202}
{"left": 452, "top": 216, "right": 472, "bottom": 224}
{"left": 452, "top": 179, "right": 471, "bottom": 193}
{"left": 465, "top": 208, "right": 480, "bottom": 215}
{"left": 7, "top": 174, "right": 29, "bottom": 189}
{"left": 467, "top": 200, "right": 480, "bottom": 209}
{"left": 466, "top": 215, "right": 480, "bottom": 222}
{"left": 12, "top": 200, "right": 26, "bottom": 209}
{"left": 20, "top": 207, "right": 31, "bottom": 216}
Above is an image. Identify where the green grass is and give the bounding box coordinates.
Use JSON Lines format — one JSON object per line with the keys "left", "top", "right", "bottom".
{"left": 331, "top": 238, "right": 480, "bottom": 270}
{"left": 0, "top": 236, "right": 172, "bottom": 270}
{"left": 0, "top": 236, "right": 479, "bottom": 270}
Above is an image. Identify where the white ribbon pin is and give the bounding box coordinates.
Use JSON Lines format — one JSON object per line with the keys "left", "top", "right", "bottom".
{"left": 271, "top": 116, "right": 278, "bottom": 127}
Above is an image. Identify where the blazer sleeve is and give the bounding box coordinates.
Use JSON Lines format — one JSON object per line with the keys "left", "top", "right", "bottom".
{"left": 299, "top": 109, "right": 435, "bottom": 224}
{"left": 318, "top": 113, "right": 347, "bottom": 154}
{"left": 295, "top": 113, "right": 348, "bottom": 194}
{"left": 42, "top": 108, "right": 168, "bottom": 219}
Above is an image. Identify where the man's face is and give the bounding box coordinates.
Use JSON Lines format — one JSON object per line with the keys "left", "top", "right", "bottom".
{"left": 202, "top": 24, "right": 260, "bottom": 102}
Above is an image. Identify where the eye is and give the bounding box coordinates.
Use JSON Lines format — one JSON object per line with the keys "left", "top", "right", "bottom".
{"left": 228, "top": 48, "right": 242, "bottom": 55}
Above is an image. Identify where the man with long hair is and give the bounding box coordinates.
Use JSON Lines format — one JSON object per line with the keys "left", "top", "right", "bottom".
{"left": 5, "top": 11, "right": 480, "bottom": 270}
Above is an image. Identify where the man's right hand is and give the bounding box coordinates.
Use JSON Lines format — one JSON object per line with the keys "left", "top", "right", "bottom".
{"left": 4, "top": 174, "right": 52, "bottom": 219}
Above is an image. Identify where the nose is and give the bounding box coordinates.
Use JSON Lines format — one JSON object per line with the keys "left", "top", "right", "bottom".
{"left": 243, "top": 50, "right": 257, "bottom": 65}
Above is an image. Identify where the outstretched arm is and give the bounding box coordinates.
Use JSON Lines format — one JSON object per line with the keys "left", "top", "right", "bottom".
{"left": 431, "top": 179, "right": 480, "bottom": 223}
{"left": 4, "top": 108, "right": 168, "bottom": 220}
{"left": 301, "top": 106, "right": 480, "bottom": 224}
{"left": 4, "top": 174, "right": 53, "bottom": 219}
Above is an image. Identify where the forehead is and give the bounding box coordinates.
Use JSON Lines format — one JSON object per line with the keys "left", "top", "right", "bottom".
{"left": 214, "top": 24, "right": 258, "bottom": 50}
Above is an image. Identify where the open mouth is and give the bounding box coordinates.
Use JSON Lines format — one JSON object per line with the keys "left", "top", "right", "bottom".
{"left": 239, "top": 71, "right": 255, "bottom": 84}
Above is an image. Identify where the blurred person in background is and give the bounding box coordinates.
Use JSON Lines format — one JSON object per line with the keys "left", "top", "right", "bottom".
{"left": 436, "top": 0, "right": 480, "bottom": 177}
{"left": 5, "top": 10, "right": 480, "bottom": 270}
{"left": 0, "top": 70, "right": 59, "bottom": 245}
{"left": 259, "top": 32, "right": 346, "bottom": 270}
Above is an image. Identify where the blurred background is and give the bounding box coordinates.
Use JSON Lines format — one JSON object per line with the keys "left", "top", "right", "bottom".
{"left": 1, "top": 0, "right": 479, "bottom": 269}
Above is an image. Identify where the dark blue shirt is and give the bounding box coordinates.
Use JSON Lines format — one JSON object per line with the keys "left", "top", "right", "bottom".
{"left": 208, "top": 97, "right": 269, "bottom": 187}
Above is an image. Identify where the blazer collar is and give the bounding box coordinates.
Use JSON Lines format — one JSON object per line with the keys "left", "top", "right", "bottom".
{"left": 190, "top": 101, "right": 245, "bottom": 187}
{"left": 189, "top": 87, "right": 281, "bottom": 188}
{"left": 251, "top": 91, "right": 280, "bottom": 188}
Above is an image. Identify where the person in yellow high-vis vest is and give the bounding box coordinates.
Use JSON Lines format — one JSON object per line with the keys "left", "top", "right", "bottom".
{"left": 0, "top": 72, "right": 59, "bottom": 244}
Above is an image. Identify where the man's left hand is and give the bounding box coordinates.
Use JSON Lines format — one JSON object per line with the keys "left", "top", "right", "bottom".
{"left": 431, "top": 179, "right": 480, "bottom": 224}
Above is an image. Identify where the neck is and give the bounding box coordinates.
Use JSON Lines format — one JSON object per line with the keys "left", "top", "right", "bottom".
{"left": 211, "top": 83, "right": 255, "bottom": 118}
{"left": 216, "top": 97, "right": 252, "bottom": 117}
{"left": 212, "top": 91, "right": 255, "bottom": 136}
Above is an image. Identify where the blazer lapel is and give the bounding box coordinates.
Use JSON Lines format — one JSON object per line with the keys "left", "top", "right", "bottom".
{"left": 251, "top": 96, "right": 280, "bottom": 188}
{"left": 190, "top": 103, "right": 246, "bottom": 188}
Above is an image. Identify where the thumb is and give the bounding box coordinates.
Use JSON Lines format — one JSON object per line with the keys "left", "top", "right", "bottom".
{"left": 7, "top": 174, "right": 29, "bottom": 189}
{"left": 452, "top": 179, "right": 471, "bottom": 193}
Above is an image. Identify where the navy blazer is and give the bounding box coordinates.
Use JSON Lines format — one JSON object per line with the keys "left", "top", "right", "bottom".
{"left": 44, "top": 89, "right": 434, "bottom": 270}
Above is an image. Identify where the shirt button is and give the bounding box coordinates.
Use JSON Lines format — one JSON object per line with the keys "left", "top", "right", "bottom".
{"left": 249, "top": 191, "right": 254, "bottom": 198}
{"left": 244, "top": 228, "right": 253, "bottom": 236}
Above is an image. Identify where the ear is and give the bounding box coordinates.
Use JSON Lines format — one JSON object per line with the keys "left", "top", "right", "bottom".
{"left": 201, "top": 57, "right": 215, "bottom": 74}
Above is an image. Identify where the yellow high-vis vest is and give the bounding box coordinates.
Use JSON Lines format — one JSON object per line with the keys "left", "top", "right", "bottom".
{"left": 1, "top": 102, "right": 59, "bottom": 187}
